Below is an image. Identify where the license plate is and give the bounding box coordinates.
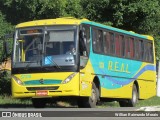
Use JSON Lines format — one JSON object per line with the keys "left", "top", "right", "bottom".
{"left": 36, "top": 90, "right": 48, "bottom": 96}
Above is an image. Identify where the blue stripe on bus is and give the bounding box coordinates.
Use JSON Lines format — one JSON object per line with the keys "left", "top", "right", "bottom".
{"left": 133, "top": 65, "right": 156, "bottom": 78}
{"left": 99, "top": 64, "right": 155, "bottom": 89}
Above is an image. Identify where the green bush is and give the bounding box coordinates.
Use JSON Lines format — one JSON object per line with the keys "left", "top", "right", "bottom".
{"left": 0, "top": 70, "right": 11, "bottom": 95}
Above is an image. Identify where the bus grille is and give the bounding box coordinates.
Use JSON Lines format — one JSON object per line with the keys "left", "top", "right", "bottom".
{"left": 26, "top": 86, "right": 59, "bottom": 91}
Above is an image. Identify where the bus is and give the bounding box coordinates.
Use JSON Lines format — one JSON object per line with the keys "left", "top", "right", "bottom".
{"left": 10, "top": 17, "right": 156, "bottom": 108}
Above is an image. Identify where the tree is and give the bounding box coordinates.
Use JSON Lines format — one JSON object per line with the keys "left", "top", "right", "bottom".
{"left": 62, "top": 0, "right": 84, "bottom": 18}
{"left": 0, "top": 0, "right": 66, "bottom": 24}
{"left": 0, "top": 0, "right": 83, "bottom": 25}
{"left": 0, "top": 11, "right": 13, "bottom": 63}
{"left": 0, "top": 0, "right": 160, "bottom": 58}
{"left": 0, "top": 12, "right": 13, "bottom": 38}
{"left": 80, "top": 0, "right": 160, "bottom": 58}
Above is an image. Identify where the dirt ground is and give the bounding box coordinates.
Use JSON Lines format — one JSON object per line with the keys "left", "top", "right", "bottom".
{"left": 0, "top": 58, "right": 11, "bottom": 71}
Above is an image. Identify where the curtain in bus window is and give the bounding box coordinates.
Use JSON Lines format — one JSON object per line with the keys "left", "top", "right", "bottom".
{"left": 115, "top": 34, "right": 120, "bottom": 56}
{"left": 130, "top": 37, "right": 134, "bottom": 58}
{"left": 110, "top": 32, "right": 115, "bottom": 55}
{"left": 125, "top": 37, "right": 130, "bottom": 58}
{"left": 135, "top": 40, "right": 139, "bottom": 60}
{"left": 119, "top": 35, "right": 123, "bottom": 57}
{"left": 121, "top": 35, "right": 125, "bottom": 57}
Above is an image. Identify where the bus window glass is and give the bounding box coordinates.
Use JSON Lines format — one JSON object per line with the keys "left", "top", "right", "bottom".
{"left": 81, "top": 25, "right": 90, "bottom": 56}
{"left": 119, "top": 35, "right": 123, "bottom": 57}
{"left": 130, "top": 37, "right": 134, "bottom": 58}
{"left": 103, "top": 31, "right": 107, "bottom": 54}
{"left": 125, "top": 37, "right": 130, "bottom": 58}
{"left": 110, "top": 32, "right": 115, "bottom": 55}
{"left": 115, "top": 34, "right": 121, "bottom": 56}
{"left": 121, "top": 35, "right": 125, "bottom": 57}
{"left": 135, "top": 39, "right": 139, "bottom": 60}
{"left": 46, "top": 30, "right": 75, "bottom": 55}
{"left": 93, "top": 28, "right": 103, "bottom": 53}
{"left": 148, "top": 42, "right": 153, "bottom": 62}
{"left": 104, "top": 31, "right": 111, "bottom": 54}
{"left": 143, "top": 41, "right": 148, "bottom": 62}
{"left": 139, "top": 40, "right": 144, "bottom": 60}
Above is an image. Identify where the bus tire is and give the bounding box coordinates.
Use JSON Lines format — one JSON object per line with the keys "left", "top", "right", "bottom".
{"left": 77, "top": 82, "right": 98, "bottom": 108}
{"left": 119, "top": 84, "right": 138, "bottom": 107}
{"left": 32, "top": 98, "right": 46, "bottom": 108}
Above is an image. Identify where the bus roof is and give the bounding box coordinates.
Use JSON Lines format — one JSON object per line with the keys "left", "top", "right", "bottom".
{"left": 82, "top": 21, "right": 153, "bottom": 40}
{"left": 16, "top": 17, "right": 89, "bottom": 28}
{"left": 16, "top": 17, "right": 153, "bottom": 40}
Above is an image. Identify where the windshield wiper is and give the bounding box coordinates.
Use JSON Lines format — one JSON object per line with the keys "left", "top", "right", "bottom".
{"left": 45, "top": 56, "right": 61, "bottom": 69}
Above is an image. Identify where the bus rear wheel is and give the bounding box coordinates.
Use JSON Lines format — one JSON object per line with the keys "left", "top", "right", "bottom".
{"left": 77, "top": 82, "right": 98, "bottom": 108}
{"left": 119, "top": 84, "right": 138, "bottom": 107}
{"left": 32, "top": 98, "right": 47, "bottom": 108}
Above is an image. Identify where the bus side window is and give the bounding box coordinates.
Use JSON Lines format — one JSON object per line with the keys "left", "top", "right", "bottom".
{"left": 139, "top": 40, "right": 144, "bottom": 60}
{"left": 125, "top": 37, "right": 130, "bottom": 58}
{"left": 130, "top": 37, "right": 134, "bottom": 59}
{"left": 121, "top": 35, "right": 125, "bottom": 57}
{"left": 110, "top": 32, "right": 115, "bottom": 55}
{"left": 103, "top": 32, "right": 107, "bottom": 54}
{"left": 80, "top": 25, "right": 90, "bottom": 56}
{"left": 148, "top": 42, "right": 153, "bottom": 62}
{"left": 98, "top": 30, "right": 103, "bottom": 53}
{"left": 93, "top": 28, "right": 103, "bottom": 53}
{"left": 115, "top": 34, "right": 121, "bottom": 56}
{"left": 135, "top": 39, "right": 139, "bottom": 60}
{"left": 79, "top": 25, "right": 90, "bottom": 68}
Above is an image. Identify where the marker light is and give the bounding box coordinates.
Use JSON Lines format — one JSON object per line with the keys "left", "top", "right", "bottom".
{"left": 62, "top": 72, "right": 77, "bottom": 84}
{"left": 12, "top": 75, "right": 24, "bottom": 85}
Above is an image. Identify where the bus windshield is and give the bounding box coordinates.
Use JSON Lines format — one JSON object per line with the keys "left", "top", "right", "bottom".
{"left": 13, "top": 26, "right": 78, "bottom": 69}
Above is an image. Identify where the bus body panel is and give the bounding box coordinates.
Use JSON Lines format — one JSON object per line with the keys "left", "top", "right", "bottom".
{"left": 12, "top": 72, "right": 80, "bottom": 98}
{"left": 79, "top": 60, "right": 94, "bottom": 96}
{"left": 89, "top": 49, "right": 156, "bottom": 99}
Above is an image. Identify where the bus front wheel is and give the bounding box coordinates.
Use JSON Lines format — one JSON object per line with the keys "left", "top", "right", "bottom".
{"left": 77, "top": 82, "right": 98, "bottom": 108}
{"left": 119, "top": 84, "right": 138, "bottom": 107}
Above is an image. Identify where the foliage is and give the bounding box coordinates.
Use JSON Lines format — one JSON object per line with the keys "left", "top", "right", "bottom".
{"left": 0, "top": 70, "right": 11, "bottom": 95}
{"left": 0, "top": 11, "right": 13, "bottom": 63}
{"left": 0, "top": 12, "right": 13, "bottom": 38}
{"left": 0, "top": 0, "right": 160, "bottom": 58}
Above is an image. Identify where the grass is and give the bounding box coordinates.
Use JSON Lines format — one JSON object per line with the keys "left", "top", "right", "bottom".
{"left": 136, "top": 96, "right": 160, "bottom": 107}
{"left": 0, "top": 95, "right": 160, "bottom": 108}
{"left": 0, "top": 95, "right": 32, "bottom": 108}
{"left": 98, "top": 96, "right": 160, "bottom": 108}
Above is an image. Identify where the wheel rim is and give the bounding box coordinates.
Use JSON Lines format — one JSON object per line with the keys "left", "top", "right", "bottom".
{"left": 132, "top": 87, "right": 137, "bottom": 104}
{"left": 91, "top": 89, "right": 97, "bottom": 104}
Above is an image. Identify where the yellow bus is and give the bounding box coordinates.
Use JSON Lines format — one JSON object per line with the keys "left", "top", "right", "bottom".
{"left": 11, "top": 17, "right": 156, "bottom": 108}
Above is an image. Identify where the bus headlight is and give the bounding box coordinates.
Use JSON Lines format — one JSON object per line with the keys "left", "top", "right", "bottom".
{"left": 12, "top": 75, "right": 24, "bottom": 85}
{"left": 62, "top": 72, "right": 77, "bottom": 84}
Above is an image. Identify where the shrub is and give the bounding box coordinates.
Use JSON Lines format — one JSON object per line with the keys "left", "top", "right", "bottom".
{"left": 0, "top": 70, "right": 11, "bottom": 95}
